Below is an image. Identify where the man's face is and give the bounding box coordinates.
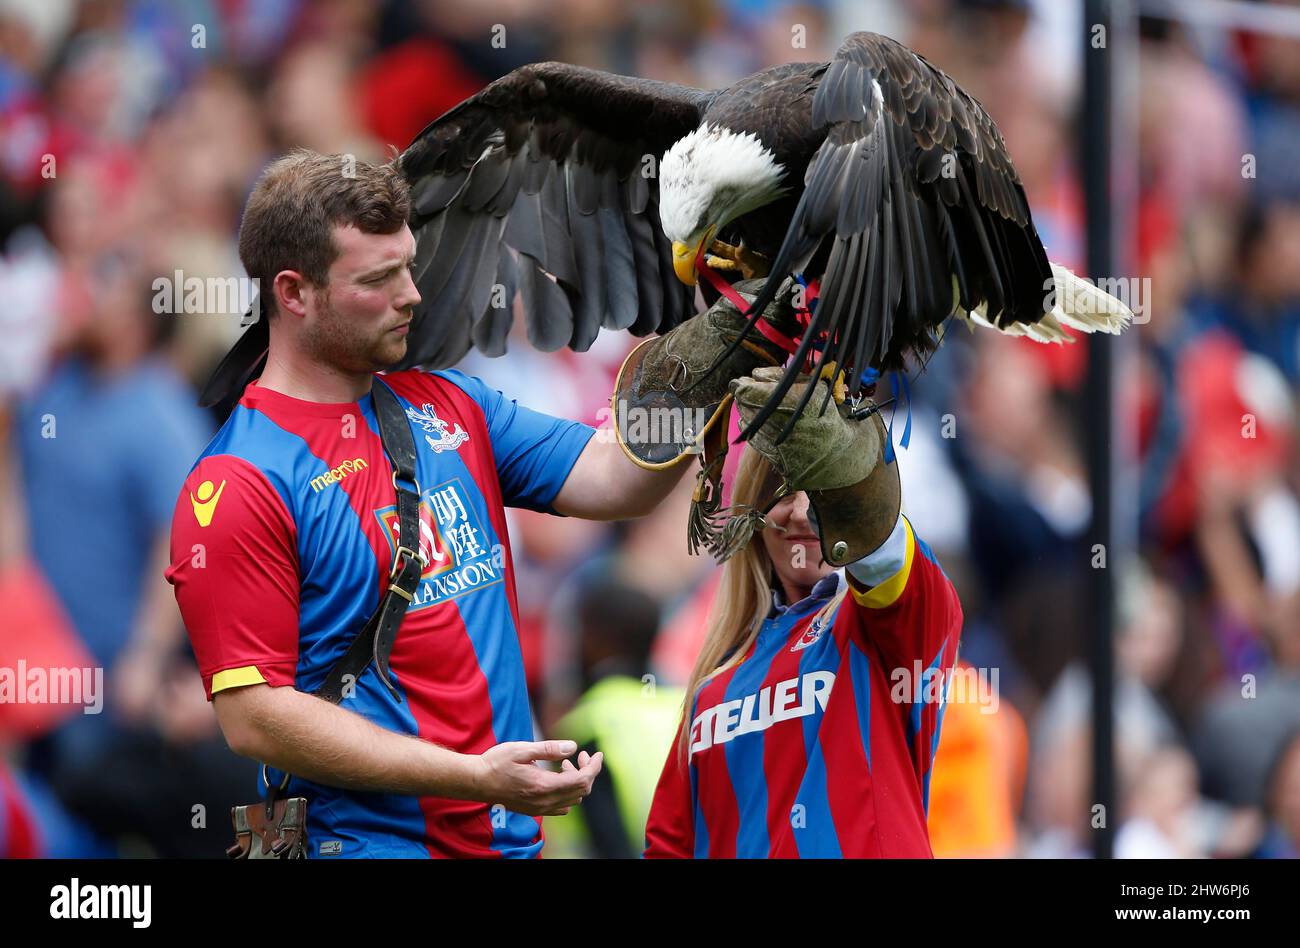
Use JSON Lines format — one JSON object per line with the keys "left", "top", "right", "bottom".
{"left": 761, "top": 490, "right": 836, "bottom": 592}
{"left": 299, "top": 223, "right": 421, "bottom": 375}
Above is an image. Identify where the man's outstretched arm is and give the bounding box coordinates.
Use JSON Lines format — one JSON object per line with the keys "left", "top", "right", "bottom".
{"left": 551, "top": 433, "right": 692, "bottom": 521}
{"left": 214, "top": 683, "right": 602, "bottom": 816}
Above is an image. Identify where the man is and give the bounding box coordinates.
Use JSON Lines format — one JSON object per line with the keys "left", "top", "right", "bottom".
{"left": 165, "top": 150, "right": 785, "bottom": 858}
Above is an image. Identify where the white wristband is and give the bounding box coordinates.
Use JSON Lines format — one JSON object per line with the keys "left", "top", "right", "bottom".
{"left": 844, "top": 511, "right": 907, "bottom": 588}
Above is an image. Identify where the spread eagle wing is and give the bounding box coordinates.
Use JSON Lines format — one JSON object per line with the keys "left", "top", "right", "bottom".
{"left": 729, "top": 31, "right": 1058, "bottom": 443}
{"left": 394, "top": 62, "right": 713, "bottom": 370}
{"left": 198, "top": 63, "right": 712, "bottom": 408}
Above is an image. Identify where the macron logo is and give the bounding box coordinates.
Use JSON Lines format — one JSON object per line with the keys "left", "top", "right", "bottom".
{"left": 689, "top": 670, "right": 834, "bottom": 758}
{"left": 310, "top": 457, "right": 369, "bottom": 494}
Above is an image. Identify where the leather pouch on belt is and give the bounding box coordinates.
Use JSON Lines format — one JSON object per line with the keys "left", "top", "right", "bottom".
{"left": 227, "top": 796, "right": 308, "bottom": 860}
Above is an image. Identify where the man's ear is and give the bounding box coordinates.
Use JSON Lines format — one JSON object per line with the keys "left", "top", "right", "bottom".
{"left": 273, "top": 270, "right": 310, "bottom": 320}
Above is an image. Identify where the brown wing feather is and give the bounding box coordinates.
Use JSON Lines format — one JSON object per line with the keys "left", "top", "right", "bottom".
{"left": 729, "top": 31, "right": 1054, "bottom": 444}
{"left": 396, "top": 63, "right": 710, "bottom": 371}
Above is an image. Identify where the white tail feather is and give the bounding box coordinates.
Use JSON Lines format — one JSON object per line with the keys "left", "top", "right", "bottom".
{"left": 1020, "top": 311, "right": 1072, "bottom": 344}
{"left": 948, "top": 265, "right": 1132, "bottom": 345}
{"left": 968, "top": 303, "right": 1025, "bottom": 335}
{"left": 1049, "top": 262, "right": 1132, "bottom": 335}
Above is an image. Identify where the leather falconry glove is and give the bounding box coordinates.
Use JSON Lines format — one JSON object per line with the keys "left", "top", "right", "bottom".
{"left": 612, "top": 278, "right": 799, "bottom": 469}
{"left": 729, "top": 365, "right": 901, "bottom": 567}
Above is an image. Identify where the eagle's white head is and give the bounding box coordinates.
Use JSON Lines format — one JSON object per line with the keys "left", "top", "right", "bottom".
{"left": 659, "top": 123, "right": 787, "bottom": 285}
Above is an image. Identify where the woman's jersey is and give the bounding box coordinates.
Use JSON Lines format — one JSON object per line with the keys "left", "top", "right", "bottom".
{"left": 644, "top": 515, "right": 963, "bottom": 858}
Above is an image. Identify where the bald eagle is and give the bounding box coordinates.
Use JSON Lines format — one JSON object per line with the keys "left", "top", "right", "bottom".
{"left": 202, "top": 32, "right": 1130, "bottom": 433}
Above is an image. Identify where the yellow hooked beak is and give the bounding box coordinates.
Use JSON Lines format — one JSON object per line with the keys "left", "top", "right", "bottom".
{"left": 671, "top": 225, "right": 716, "bottom": 286}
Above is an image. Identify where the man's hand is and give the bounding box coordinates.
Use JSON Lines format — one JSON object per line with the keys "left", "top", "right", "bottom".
{"left": 729, "top": 366, "right": 881, "bottom": 491}
{"left": 472, "top": 740, "right": 604, "bottom": 816}
{"left": 215, "top": 683, "right": 605, "bottom": 808}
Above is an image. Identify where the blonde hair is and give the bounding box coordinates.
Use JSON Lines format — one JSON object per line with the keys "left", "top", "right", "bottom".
{"left": 678, "top": 447, "right": 847, "bottom": 757}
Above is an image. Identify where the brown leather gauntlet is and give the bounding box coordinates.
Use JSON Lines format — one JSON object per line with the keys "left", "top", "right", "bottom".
{"left": 730, "top": 369, "right": 901, "bottom": 567}
{"left": 612, "top": 279, "right": 795, "bottom": 469}
{"left": 807, "top": 410, "right": 901, "bottom": 566}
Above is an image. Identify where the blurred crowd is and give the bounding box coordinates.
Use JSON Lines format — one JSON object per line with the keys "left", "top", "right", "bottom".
{"left": 1, "top": 0, "right": 1298, "bottom": 859}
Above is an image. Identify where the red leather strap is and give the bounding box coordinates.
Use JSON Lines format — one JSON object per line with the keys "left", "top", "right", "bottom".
{"left": 694, "top": 250, "right": 803, "bottom": 356}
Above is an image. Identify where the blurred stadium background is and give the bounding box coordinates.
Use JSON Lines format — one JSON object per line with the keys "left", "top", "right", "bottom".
{"left": 1, "top": 0, "right": 1298, "bottom": 859}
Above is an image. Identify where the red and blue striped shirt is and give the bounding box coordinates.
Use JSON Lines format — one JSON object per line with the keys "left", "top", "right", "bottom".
{"left": 644, "top": 514, "right": 963, "bottom": 858}
{"left": 166, "top": 369, "right": 594, "bottom": 858}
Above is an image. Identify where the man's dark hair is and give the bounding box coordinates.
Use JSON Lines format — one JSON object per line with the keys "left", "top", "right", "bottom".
{"left": 237, "top": 149, "right": 411, "bottom": 317}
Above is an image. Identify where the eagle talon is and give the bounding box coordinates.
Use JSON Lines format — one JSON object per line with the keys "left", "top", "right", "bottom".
{"left": 849, "top": 396, "right": 895, "bottom": 420}
{"left": 707, "top": 239, "right": 770, "bottom": 281}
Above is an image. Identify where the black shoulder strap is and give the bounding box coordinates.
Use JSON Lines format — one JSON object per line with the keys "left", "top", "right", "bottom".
{"left": 313, "top": 379, "right": 423, "bottom": 705}
{"left": 264, "top": 379, "right": 424, "bottom": 814}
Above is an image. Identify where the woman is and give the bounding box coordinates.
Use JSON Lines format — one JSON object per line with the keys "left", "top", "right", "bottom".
{"left": 643, "top": 431, "right": 963, "bottom": 858}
